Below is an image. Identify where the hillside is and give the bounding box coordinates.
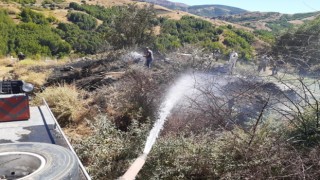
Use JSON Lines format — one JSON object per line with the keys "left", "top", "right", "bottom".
{"left": 0, "top": 0, "right": 268, "bottom": 61}
{"left": 187, "top": 5, "right": 247, "bottom": 17}
{"left": 141, "top": 0, "right": 248, "bottom": 17}
{"left": 0, "top": 0, "right": 195, "bottom": 21}
{"left": 0, "top": 0, "right": 253, "bottom": 30}
{"left": 139, "top": 0, "right": 320, "bottom": 34}
{"left": 134, "top": 0, "right": 189, "bottom": 11}
{"left": 218, "top": 11, "right": 320, "bottom": 32}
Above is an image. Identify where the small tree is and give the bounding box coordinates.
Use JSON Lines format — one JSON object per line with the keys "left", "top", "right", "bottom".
{"left": 107, "top": 4, "right": 157, "bottom": 49}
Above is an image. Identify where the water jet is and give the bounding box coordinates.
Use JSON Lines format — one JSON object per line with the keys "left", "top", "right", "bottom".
{"left": 121, "top": 74, "right": 196, "bottom": 179}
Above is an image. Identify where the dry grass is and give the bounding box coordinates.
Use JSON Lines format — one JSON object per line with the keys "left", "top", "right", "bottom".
{"left": 63, "top": 123, "right": 92, "bottom": 141}
{"left": 11, "top": 59, "right": 62, "bottom": 87}
{"left": 17, "top": 70, "right": 49, "bottom": 87}
{"left": 40, "top": 9, "right": 70, "bottom": 23}
{"left": 0, "top": 58, "right": 15, "bottom": 79}
{"left": 0, "top": 58, "right": 58, "bottom": 87}
{"left": 33, "top": 84, "right": 89, "bottom": 127}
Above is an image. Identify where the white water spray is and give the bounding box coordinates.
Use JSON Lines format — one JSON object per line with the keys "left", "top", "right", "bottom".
{"left": 143, "top": 74, "right": 196, "bottom": 154}
{"left": 121, "top": 74, "right": 199, "bottom": 180}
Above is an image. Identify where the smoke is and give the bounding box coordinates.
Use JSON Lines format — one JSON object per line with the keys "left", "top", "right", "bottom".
{"left": 121, "top": 51, "right": 144, "bottom": 63}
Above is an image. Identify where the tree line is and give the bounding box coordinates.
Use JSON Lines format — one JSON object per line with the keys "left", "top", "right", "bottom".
{"left": 0, "top": 3, "right": 270, "bottom": 59}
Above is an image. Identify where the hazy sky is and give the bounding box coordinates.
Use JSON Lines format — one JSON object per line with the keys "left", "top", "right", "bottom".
{"left": 171, "top": 0, "right": 320, "bottom": 14}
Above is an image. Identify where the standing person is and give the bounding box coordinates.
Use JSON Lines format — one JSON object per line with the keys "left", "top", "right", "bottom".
{"left": 271, "top": 58, "right": 278, "bottom": 75}
{"left": 272, "top": 57, "right": 285, "bottom": 75}
{"left": 229, "top": 50, "right": 238, "bottom": 74}
{"left": 18, "top": 52, "right": 25, "bottom": 60}
{"left": 258, "top": 54, "right": 270, "bottom": 73}
{"left": 266, "top": 54, "right": 275, "bottom": 75}
{"left": 144, "top": 47, "right": 153, "bottom": 68}
{"left": 213, "top": 48, "right": 221, "bottom": 61}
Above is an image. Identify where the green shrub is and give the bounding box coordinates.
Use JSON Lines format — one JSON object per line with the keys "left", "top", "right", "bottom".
{"left": 69, "top": 2, "right": 118, "bottom": 22}
{"left": 75, "top": 115, "right": 149, "bottom": 179}
{"left": 57, "top": 23, "right": 103, "bottom": 54}
{"left": 67, "top": 12, "right": 97, "bottom": 30}
{"left": 222, "top": 29, "right": 254, "bottom": 60}
{"left": 0, "top": 9, "right": 71, "bottom": 57}
{"left": 254, "top": 30, "right": 275, "bottom": 44}
{"left": 11, "top": 0, "right": 36, "bottom": 4}
{"left": 156, "top": 16, "right": 255, "bottom": 59}
{"left": 0, "top": 9, "right": 14, "bottom": 57}
{"left": 140, "top": 120, "right": 287, "bottom": 179}
{"left": 20, "top": 8, "right": 49, "bottom": 25}
{"left": 141, "top": 118, "right": 318, "bottom": 179}
{"left": 286, "top": 107, "right": 320, "bottom": 147}
{"left": 11, "top": 22, "right": 71, "bottom": 57}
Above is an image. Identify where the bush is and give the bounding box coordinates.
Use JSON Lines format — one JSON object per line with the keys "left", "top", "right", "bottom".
{"left": 156, "top": 16, "right": 255, "bottom": 59}
{"left": 140, "top": 120, "right": 286, "bottom": 179}
{"left": 286, "top": 107, "right": 320, "bottom": 147}
{"left": 93, "top": 66, "right": 164, "bottom": 128}
{"left": 254, "top": 30, "right": 275, "bottom": 44}
{"left": 57, "top": 23, "right": 104, "bottom": 54}
{"left": 69, "top": 2, "right": 117, "bottom": 22}
{"left": 75, "top": 115, "right": 149, "bottom": 179}
{"left": 20, "top": 8, "right": 49, "bottom": 25}
{"left": 11, "top": 0, "right": 36, "bottom": 4}
{"left": 0, "top": 9, "right": 14, "bottom": 57}
{"left": 222, "top": 29, "right": 254, "bottom": 60}
{"left": 0, "top": 9, "right": 70, "bottom": 58}
{"left": 67, "top": 12, "right": 97, "bottom": 30}
{"left": 7, "top": 22, "right": 71, "bottom": 57}
{"left": 274, "top": 16, "right": 320, "bottom": 67}
{"left": 140, "top": 118, "right": 320, "bottom": 179}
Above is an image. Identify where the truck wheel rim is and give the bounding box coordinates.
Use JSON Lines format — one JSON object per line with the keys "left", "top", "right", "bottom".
{"left": 0, "top": 152, "right": 46, "bottom": 179}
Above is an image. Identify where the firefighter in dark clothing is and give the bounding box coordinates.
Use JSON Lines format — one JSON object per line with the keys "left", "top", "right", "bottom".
{"left": 144, "top": 47, "right": 153, "bottom": 68}
{"left": 18, "top": 52, "right": 25, "bottom": 60}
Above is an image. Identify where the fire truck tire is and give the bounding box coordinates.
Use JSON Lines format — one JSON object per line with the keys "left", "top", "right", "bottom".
{"left": 0, "top": 142, "right": 79, "bottom": 180}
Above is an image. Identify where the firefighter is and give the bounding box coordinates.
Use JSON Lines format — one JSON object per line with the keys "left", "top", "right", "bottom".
{"left": 144, "top": 47, "right": 153, "bottom": 68}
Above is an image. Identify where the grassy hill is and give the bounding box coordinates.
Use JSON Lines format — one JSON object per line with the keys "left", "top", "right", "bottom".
{"left": 139, "top": 0, "right": 320, "bottom": 34}
{"left": 218, "top": 11, "right": 320, "bottom": 33}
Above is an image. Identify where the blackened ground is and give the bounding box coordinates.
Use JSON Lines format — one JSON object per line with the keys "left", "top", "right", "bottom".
{"left": 46, "top": 55, "right": 127, "bottom": 91}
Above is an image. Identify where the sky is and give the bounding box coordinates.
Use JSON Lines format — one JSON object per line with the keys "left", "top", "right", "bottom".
{"left": 171, "top": 0, "right": 320, "bottom": 14}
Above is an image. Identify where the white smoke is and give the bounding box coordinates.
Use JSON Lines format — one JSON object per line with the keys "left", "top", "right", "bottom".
{"left": 122, "top": 51, "right": 144, "bottom": 63}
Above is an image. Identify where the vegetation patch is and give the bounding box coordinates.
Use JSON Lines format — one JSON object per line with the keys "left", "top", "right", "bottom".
{"left": 33, "top": 84, "right": 88, "bottom": 127}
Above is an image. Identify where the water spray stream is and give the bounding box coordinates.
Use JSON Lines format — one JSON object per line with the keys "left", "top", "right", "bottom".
{"left": 143, "top": 74, "right": 196, "bottom": 154}
{"left": 121, "top": 74, "right": 197, "bottom": 180}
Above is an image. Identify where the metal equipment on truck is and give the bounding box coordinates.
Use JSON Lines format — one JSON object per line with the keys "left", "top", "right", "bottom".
{"left": 0, "top": 80, "right": 90, "bottom": 180}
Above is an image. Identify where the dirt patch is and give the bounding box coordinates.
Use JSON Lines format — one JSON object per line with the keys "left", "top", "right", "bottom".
{"left": 40, "top": 9, "right": 70, "bottom": 23}
{"left": 153, "top": 25, "right": 161, "bottom": 35}
{"left": 289, "top": 20, "right": 304, "bottom": 25}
